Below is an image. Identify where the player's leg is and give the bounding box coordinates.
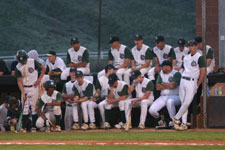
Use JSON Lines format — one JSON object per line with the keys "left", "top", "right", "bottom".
{"left": 64, "top": 105, "right": 73, "bottom": 130}
{"left": 80, "top": 101, "right": 89, "bottom": 129}
{"left": 148, "top": 67, "right": 155, "bottom": 81}
{"left": 98, "top": 69, "right": 106, "bottom": 78}
{"left": 88, "top": 101, "right": 98, "bottom": 129}
{"left": 104, "top": 101, "right": 113, "bottom": 125}
{"left": 116, "top": 68, "right": 126, "bottom": 81}
{"left": 149, "top": 96, "right": 167, "bottom": 119}
{"left": 124, "top": 68, "right": 132, "bottom": 85}
{"left": 30, "top": 87, "right": 39, "bottom": 132}
{"left": 72, "top": 104, "right": 80, "bottom": 130}
{"left": 77, "top": 67, "right": 90, "bottom": 75}
{"left": 98, "top": 100, "right": 107, "bottom": 125}
{"left": 53, "top": 106, "right": 62, "bottom": 131}
{"left": 140, "top": 67, "right": 150, "bottom": 76}
{"left": 166, "top": 96, "right": 181, "bottom": 119}
{"left": 139, "top": 99, "right": 153, "bottom": 128}
{"left": 21, "top": 89, "right": 30, "bottom": 132}
{"left": 115, "top": 100, "right": 126, "bottom": 129}
{"left": 36, "top": 112, "right": 51, "bottom": 132}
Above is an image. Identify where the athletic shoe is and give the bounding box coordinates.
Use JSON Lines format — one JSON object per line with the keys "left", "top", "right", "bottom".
{"left": 172, "top": 117, "right": 180, "bottom": 125}
{"left": 178, "top": 123, "right": 188, "bottom": 131}
{"left": 104, "top": 122, "right": 111, "bottom": 129}
{"left": 55, "top": 125, "right": 61, "bottom": 132}
{"left": 115, "top": 122, "right": 123, "bottom": 129}
{"left": 186, "top": 122, "right": 191, "bottom": 126}
{"left": 89, "top": 123, "right": 96, "bottom": 129}
{"left": 20, "top": 128, "right": 27, "bottom": 133}
{"left": 168, "top": 121, "right": 174, "bottom": 128}
{"left": 123, "top": 123, "right": 132, "bottom": 129}
{"left": 81, "top": 123, "right": 89, "bottom": 130}
{"left": 31, "top": 127, "right": 37, "bottom": 133}
{"left": 158, "top": 119, "right": 166, "bottom": 126}
{"left": 45, "top": 127, "right": 51, "bottom": 132}
{"left": 72, "top": 123, "right": 80, "bottom": 130}
{"left": 138, "top": 124, "right": 145, "bottom": 129}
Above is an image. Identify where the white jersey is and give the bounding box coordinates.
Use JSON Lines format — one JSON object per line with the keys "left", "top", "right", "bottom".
{"left": 0, "top": 104, "right": 7, "bottom": 126}
{"left": 45, "top": 56, "right": 66, "bottom": 72}
{"left": 98, "top": 75, "right": 109, "bottom": 98}
{"left": 182, "top": 53, "right": 202, "bottom": 79}
{"left": 197, "top": 45, "right": 215, "bottom": 69}
{"left": 153, "top": 44, "right": 173, "bottom": 64}
{"left": 131, "top": 44, "right": 150, "bottom": 67}
{"left": 110, "top": 44, "right": 127, "bottom": 68}
{"left": 16, "top": 58, "right": 38, "bottom": 86}
{"left": 40, "top": 90, "right": 61, "bottom": 112}
{"left": 67, "top": 46, "right": 90, "bottom": 70}
{"left": 174, "top": 47, "right": 189, "bottom": 67}
{"left": 64, "top": 80, "right": 76, "bottom": 105}
{"left": 112, "top": 80, "right": 128, "bottom": 99}
{"left": 159, "top": 70, "right": 179, "bottom": 96}
{"left": 135, "top": 77, "right": 154, "bottom": 100}
{"left": 74, "top": 79, "right": 95, "bottom": 98}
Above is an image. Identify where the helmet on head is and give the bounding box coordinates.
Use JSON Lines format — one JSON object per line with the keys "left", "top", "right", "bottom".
{"left": 16, "top": 50, "right": 28, "bottom": 64}
{"left": 44, "top": 80, "right": 56, "bottom": 90}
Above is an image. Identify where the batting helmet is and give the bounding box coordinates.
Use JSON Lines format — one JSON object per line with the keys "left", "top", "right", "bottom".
{"left": 44, "top": 80, "right": 56, "bottom": 90}
{"left": 16, "top": 50, "right": 28, "bottom": 64}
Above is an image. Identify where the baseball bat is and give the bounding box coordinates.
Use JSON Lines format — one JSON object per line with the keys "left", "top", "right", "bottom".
{"left": 16, "top": 94, "right": 26, "bottom": 132}
{"left": 125, "top": 102, "right": 133, "bottom": 132}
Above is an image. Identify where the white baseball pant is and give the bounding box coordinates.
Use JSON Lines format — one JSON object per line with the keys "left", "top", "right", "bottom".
{"left": 88, "top": 101, "right": 98, "bottom": 123}
{"left": 174, "top": 78, "right": 198, "bottom": 124}
{"left": 64, "top": 104, "right": 79, "bottom": 130}
{"left": 148, "top": 67, "right": 155, "bottom": 81}
{"left": 23, "top": 86, "right": 39, "bottom": 115}
{"left": 125, "top": 98, "right": 153, "bottom": 125}
{"left": 97, "top": 68, "right": 128, "bottom": 81}
{"left": 149, "top": 95, "right": 180, "bottom": 119}
{"left": 98, "top": 100, "right": 107, "bottom": 123}
{"left": 124, "top": 67, "right": 150, "bottom": 85}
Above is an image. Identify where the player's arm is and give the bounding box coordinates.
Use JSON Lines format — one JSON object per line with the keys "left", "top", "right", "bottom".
{"left": 69, "top": 50, "right": 89, "bottom": 68}
{"left": 197, "top": 56, "right": 206, "bottom": 87}
{"left": 108, "top": 85, "right": 128, "bottom": 103}
{"left": 137, "top": 48, "right": 152, "bottom": 70}
{"left": 128, "top": 81, "right": 135, "bottom": 94}
{"left": 93, "top": 79, "right": 101, "bottom": 101}
{"left": 135, "top": 81, "right": 154, "bottom": 103}
{"left": 153, "top": 51, "right": 160, "bottom": 73}
{"left": 206, "top": 48, "right": 213, "bottom": 67}
{"left": 77, "top": 83, "right": 93, "bottom": 103}
{"left": 118, "top": 47, "right": 131, "bottom": 69}
{"left": 47, "top": 93, "right": 62, "bottom": 106}
{"left": 155, "top": 74, "right": 167, "bottom": 90}
{"left": 15, "top": 68, "right": 26, "bottom": 101}
{"left": 108, "top": 50, "right": 114, "bottom": 65}
{"left": 37, "top": 98, "right": 47, "bottom": 120}
{"left": 168, "top": 48, "right": 176, "bottom": 68}
{"left": 34, "top": 60, "right": 46, "bottom": 87}
{"left": 163, "top": 72, "right": 181, "bottom": 89}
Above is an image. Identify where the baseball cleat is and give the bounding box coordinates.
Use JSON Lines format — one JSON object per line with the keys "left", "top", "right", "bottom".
{"left": 89, "top": 123, "right": 96, "bottom": 129}
{"left": 178, "top": 123, "right": 188, "bottom": 131}
{"left": 55, "top": 125, "right": 61, "bottom": 132}
{"left": 45, "top": 127, "right": 51, "bottom": 132}
{"left": 172, "top": 117, "right": 180, "bottom": 125}
{"left": 31, "top": 127, "right": 37, "bottom": 133}
{"left": 138, "top": 124, "right": 145, "bottom": 129}
{"left": 115, "top": 122, "right": 124, "bottom": 129}
{"left": 158, "top": 119, "right": 166, "bottom": 126}
{"left": 72, "top": 123, "right": 80, "bottom": 130}
{"left": 104, "top": 122, "right": 111, "bottom": 129}
{"left": 186, "top": 122, "right": 191, "bottom": 126}
{"left": 20, "top": 128, "right": 27, "bottom": 133}
{"left": 81, "top": 123, "right": 89, "bottom": 130}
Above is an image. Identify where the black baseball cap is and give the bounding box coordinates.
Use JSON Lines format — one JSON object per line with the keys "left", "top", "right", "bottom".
{"left": 177, "top": 39, "right": 186, "bottom": 46}
{"left": 108, "top": 73, "right": 118, "bottom": 85}
{"left": 109, "top": 36, "right": 120, "bottom": 44}
{"left": 70, "top": 67, "right": 77, "bottom": 73}
{"left": 134, "top": 34, "right": 143, "bottom": 41}
{"left": 71, "top": 37, "right": 80, "bottom": 44}
{"left": 76, "top": 71, "right": 84, "bottom": 77}
{"left": 155, "top": 35, "right": 164, "bottom": 43}
{"left": 161, "top": 60, "right": 172, "bottom": 68}
{"left": 188, "top": 39, "right": 197, "bottom": 46}
{"left": 46, "top": 51, "right": 56, "bottom": 56}
{"left": 195, "top": 36, "right": 202, "bottom": 43}
{"left": 105, "top": 64, "right": 115, "bottom": 72}
{"left": 131, "top": 70, "right": 142, "bottom": 79}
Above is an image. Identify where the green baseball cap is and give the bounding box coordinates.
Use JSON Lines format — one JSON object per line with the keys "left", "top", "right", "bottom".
{"left": 131, "top": 70, "right": 141, "bottom": 79}
{"left": 108, "top": 73, "right": 118, "bottom": 85}
{"left": 76, "top": 71, "right": 84, "bottom": 77}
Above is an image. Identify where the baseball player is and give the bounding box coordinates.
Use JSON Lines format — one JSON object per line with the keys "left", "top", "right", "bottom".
{"left": 67, "top": 37, "right": 90, "bottom": 75}
{"left": 98, "top": 36, "right": 131, "bottom": 80}
{"left": 174, "top": 39, "right": 189, "bottom": 72}
{"left": 28, "top": 50, "right": 45, "bottom": 66}
{"left": 95, "top": 64, "right": 115, "bottom": 128}
{"left": 148, "top": 35, "right": 176, "bottom": 80}
{"left": 172, "top": 40, "right": 206, "bottom": 131}
{"left": 0, "top": 96, "right": 9, "bottom": 131}
{"left": 36, "top": 80, "right": 62, "bottom": 132}
{"left": 45, "top": 51, "right": 66, "bottom": 74}
{"left": 149, "top": 60, "right": 181, "bottom": 127}
{"left": 100, "top": 73, "right": 128, "bottom": 129}
{"left": 125, "top": 70, "right": 154, "bottom": 129}
{"left": 15, "top": 50, "right": 45, "bottom": 133}
{"left": 61, "top": 67, "right": 78, "bottom": 130}
{"left": 124, "top": 34, "right": 152, "bottom": 85}
{"left": 195, "top": 36, "right": 215, "bottom": 75}
{"left": 72, "top": 71, "right": 94, "bottom": 130}
{"left": 4, "top": 97, "right": 22, "bottom": 132}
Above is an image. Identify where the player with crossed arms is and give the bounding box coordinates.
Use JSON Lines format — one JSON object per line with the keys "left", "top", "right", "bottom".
{"left": 125, "top": 70, "right": 154, "bottom": 129}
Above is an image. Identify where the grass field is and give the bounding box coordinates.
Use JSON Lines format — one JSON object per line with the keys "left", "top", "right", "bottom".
{"left": 0, "top": 130, "right": 225, "bottom": 150}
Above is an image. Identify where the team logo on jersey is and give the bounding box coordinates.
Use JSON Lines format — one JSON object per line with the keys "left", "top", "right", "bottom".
{"left": 78, "top": 55, "right": 82, "bottom": 61}
{"left": 140, "top": 55, "right": 145, "bottom": 60}
{"left": 191, "top": 61, "right": 197, "bottom": 66}
{"left": 120, "top": 53, "right": 124, "bottom": 59}
{"left": 28, "top": 67, "right": 34, "bottom": 73}
{"left": 168, "top": 76, "right": 173, "bottom": 82}
{"left": 163, "top": 53, "right": 168, "bottom": 59}
{"left": 142, "top": 87, "right": 146, "bottom": 93}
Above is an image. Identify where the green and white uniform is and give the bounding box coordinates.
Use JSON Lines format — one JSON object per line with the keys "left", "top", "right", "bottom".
{"left": 174, "top": 53, "right": 206, "bottom": 124}
{"left": 15, "top": 58, "right": 41, "bottom": 115}
{"left": 36, "top": 90, "right": 62, "bottom": 129}
{"left": 124, "top": 44, "right": 153, "bottom": 85}
{"left": 149, "top": 70, "right": 181, "bottom": 119}
{"left": 125, "top": 78, "right": 154, "bottom": 125}
{"left": 174, "top": 46, "right": 189, "bottom": 68}
{"left": 62, "top": 80, "right": 77, "bottom": 130}
{"left": 73, "top": 79, "right": 94, "bottom": 123}
{"left": 197, "top": 45, "right": 215, "bottom": 74}
{"left": 67, "top": 46, "right": 90, "bottom": 75}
